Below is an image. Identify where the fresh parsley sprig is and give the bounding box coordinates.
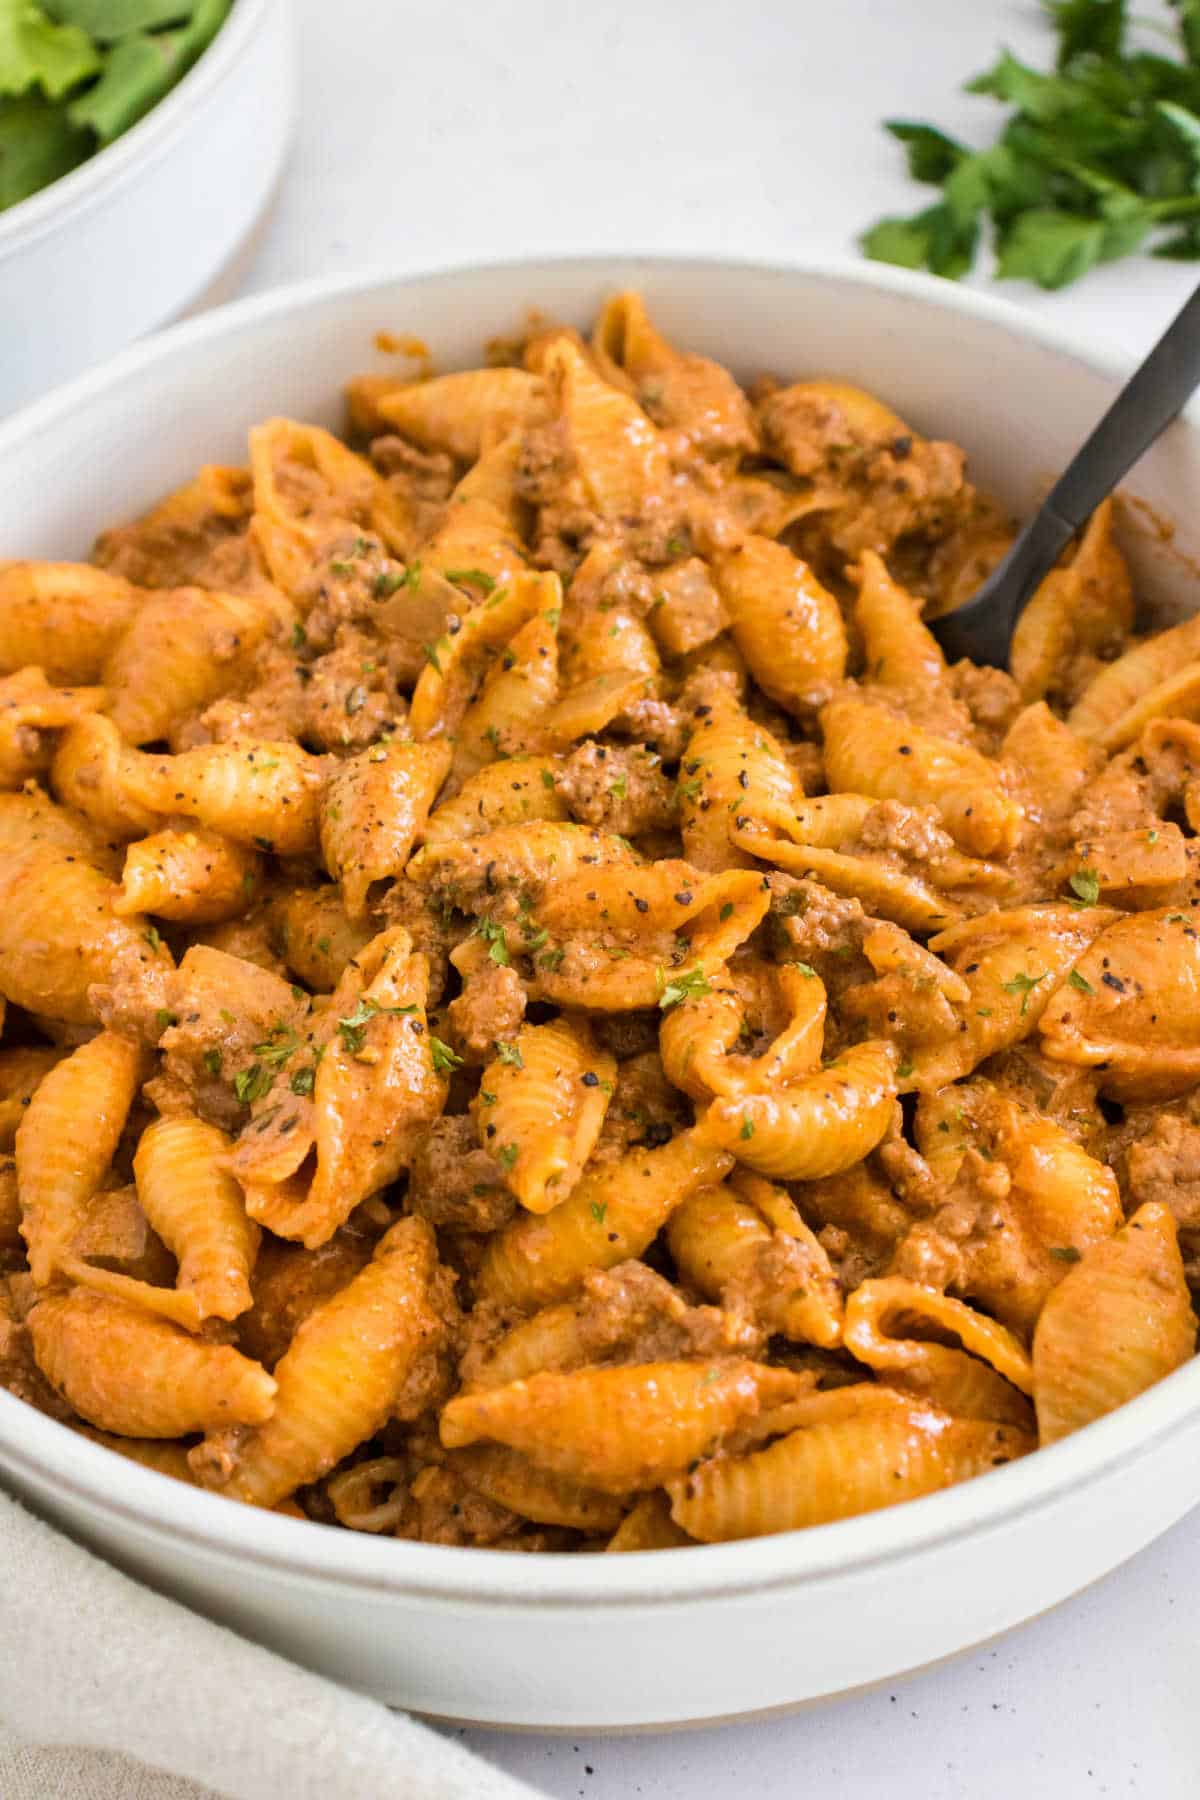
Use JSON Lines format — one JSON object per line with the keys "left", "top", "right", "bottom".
{"left": 863, "top": 0, "right": 1200, "bottom": 288}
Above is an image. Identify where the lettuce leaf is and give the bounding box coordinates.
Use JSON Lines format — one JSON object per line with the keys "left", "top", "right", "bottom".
{"left": 0, "top": 0, "right": 100, "bottom": 98}
{"left": 0, "top": 90, "right": 91, "bottom": 205}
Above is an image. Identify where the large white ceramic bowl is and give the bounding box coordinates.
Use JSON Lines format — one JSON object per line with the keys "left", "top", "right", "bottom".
{"left": 1, "top": 255, "right": 1199, "bottom": 1730}
{"left": 0, "top": 0, "right": 292, "bottom": 417}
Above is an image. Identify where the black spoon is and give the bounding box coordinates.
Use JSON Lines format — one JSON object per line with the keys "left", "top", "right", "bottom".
{"left": 930, "top": 282, "right": 1200, "bottom": 668}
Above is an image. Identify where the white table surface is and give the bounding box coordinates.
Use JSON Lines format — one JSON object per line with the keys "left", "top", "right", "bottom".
{"left": 165, "top": 0, "right": 1200, "bottom": 1791}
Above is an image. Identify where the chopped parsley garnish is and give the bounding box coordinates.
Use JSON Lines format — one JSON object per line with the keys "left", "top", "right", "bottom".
{"left": 475, "top": 918, "right": 511, "bottom": 966}
{"left": 233, "top": 1063, "right": 274, "bottom": 1105}
{"left": 422, "top": 639, "right": 445, "bottom": 674}
{"left": 202, "top": 1048, "right": 222, "bottom": 1077}
{"left": 739, "top": 1116, "right": 755, "bottom": 1141}
{"left": 336, "top": 996, "right": 417, "bottom": 1053}
{"left": 1001, "top": 970, "right": 1048, "bottom": 1016}
{"left": 373, "top": 569, "right": 405, "bottom": 598}
{"left": 897, "top": 1059, "right": 914, "bottom": 1079}
{"left": 609, "top": 775, "right": 627, "bottom": 801}
{"left": 792, "top": 960, "right": 817, "bottom": 978}
{"left": 1069, "top": 867, "right": 1101, "bottom": 906}
{"left": 430, "top": 1036, "right": 464, "bottom": 1075}
{"left": 497, "top": 1143, "right": 519, "bottom": 1170}
{"left": 589, "top": 1200, "right": 608, "bottom": 1224}
{"left": 143, "top": 926, "right": 162, "bottom": 952}
{"left": 538, "top": 947, "right": 565, "bottom": 972}
{"left": 540, "top": 768, "right": 557, "bottom": 790}
{"left": 496, "top": 1040, "right": 524, "bottom": 1068}
{"left": 291, "top": 621, "right": 307, "bottom": 649}
{"left": 1049, "top": 1245, "right": 1082, "bottom": 1264}
{"left": 657, "top": 965, "right": 712, "bottom": 1010}
{"left": 251, "top": 1028, "right": 300, "bottom": 1070}
{"left": 290, "top": 1066, "right": 316, "bottom": 1097}
{"left": 154, "top": 1008, "right": 178, "bottom": 1032}
{"left": 444, "top": 568, "right": 496, "bottom": 594}
{"left": 1068, "top": 969, "right": 1095, "bottom": 995}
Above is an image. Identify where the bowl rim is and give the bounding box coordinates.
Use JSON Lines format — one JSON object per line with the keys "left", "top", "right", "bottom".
{"left": 0, "top": 0, "right": 278, "bottom": 258}
{"left": 2, "top": 248, "right": 1198, "bottom": 1610}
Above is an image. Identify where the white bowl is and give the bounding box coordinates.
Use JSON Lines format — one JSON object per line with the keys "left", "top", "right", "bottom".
{"left": 0, "top": 0, "right": 293, "bottom": 418}
{"left": 1, "top": 255, "right": 1199, "bottom": 1730}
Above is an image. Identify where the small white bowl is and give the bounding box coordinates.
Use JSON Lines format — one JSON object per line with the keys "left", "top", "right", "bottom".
{"left": 0, "top": 0, "right": 293, "bottom": 417}
{"left": 1, "top": 254, "right": 1199, "bottom": 1730}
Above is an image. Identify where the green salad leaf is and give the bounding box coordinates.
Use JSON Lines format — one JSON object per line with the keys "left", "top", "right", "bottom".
{"left": 68, "top": 25, "right": 172, "bottom": 137}
{"left": 0, "top": 0, "right": 230, "bottom": 210}
{"left": 44, "top": 0, "right": 192, "bottom": 40}
{"left": 0, "top": 90, "right": 91, "bottom": 205}
{"left": 0, "top": 0, "right": 100, "bottom": 98}
{"left": 863, "top": 0, "right": 1200, "bottom": 287}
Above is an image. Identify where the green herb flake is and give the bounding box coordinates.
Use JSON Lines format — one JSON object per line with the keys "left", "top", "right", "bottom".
{"left": 153, "top": 1007, "right": 178, "bottom": 1032}
{"left": 658, "top": 965, "right": 712, "bottom": 1010}
{"left": 1068, "top": 969, "right": 1095, "bottom": 995}
{"left": 202, "top": 1047, "right": 222, "bottom": 1077}
{"left": 233, "top": 1062, "right": 273, "bottom": 1106}
{"left": 739, "top": 1115, "right": 755, "bottom": 1141}
{"left": 143, "top": 925, "right": 162, "bottom": 951}
{"left": 444, "top": 568, "right": 496, "bottom": 595}
{"left": 589, "top": 1200, "right": 608, "bottom": 1224}
{"left": 1069, "top": 867, "right": 1101, "bottom": 906}
{"left": 289, "top": 1065, "right": 315, "bottom": 1097}
{"left": 496, "top": 1040, "right": 524, "bottom": 1068}
{"left": 497, "top": 1143, "right": 519, "bottom": 1170}
{"left": 336, "top": 995, "right": 417, "bottom": 1053}
{"left": 290, "top": 621, "right": 307, "bottom": 650}
{"left": 430, "top": 1035, "right": 464, "bottom": 1075}
{"left": 897, "top": 1059, "right": 914, "bottom": 1079}
{"left": 475, "top": 918, "right": 511, "bottom": 966}
{"left": 1049, "top": 1245, "right": 1082, "bottom": 1263}
{"left": 608, "top": 775, "right": 627, "bottom": 801}
{"left": 1001, "top": 970, "right": 1048, "bottom": 1017}
{"left": 540, "top": 768, "right": 557, "bottom": 790}
{"left": 250, "top": 1028, "right": 300, "bottom": 1070}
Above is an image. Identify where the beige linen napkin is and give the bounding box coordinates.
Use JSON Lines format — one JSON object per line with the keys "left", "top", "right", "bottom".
{"left": 0, "top": 1491, "right": 541, "bottom": 1800}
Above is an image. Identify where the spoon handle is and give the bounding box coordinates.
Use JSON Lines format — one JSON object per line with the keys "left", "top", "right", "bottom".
{"left": 931, "top": 279, "right": 1200, "bottom": 669}
{"left": 1047, "top": 281, "right": 1200, "bottom": 531}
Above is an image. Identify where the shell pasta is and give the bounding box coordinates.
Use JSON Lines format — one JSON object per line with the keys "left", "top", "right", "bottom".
{"left": 0, "top": 293, "right": 1196, "bottom": 1553}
